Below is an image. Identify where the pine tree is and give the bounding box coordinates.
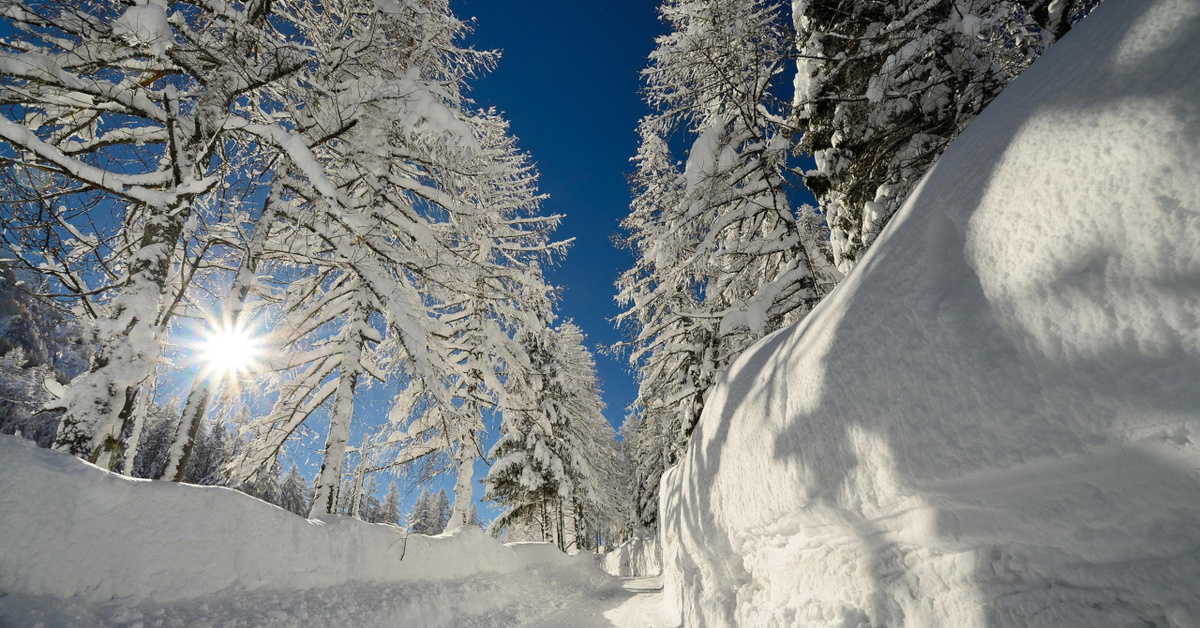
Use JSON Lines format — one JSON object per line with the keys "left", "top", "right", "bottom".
{"left": 485, "top": 324, "right": 572, "bottom": 542}
{"left": 131, "top": 406, "right": 179, "bottom": 480}
{"left": 409, "top": 489, "right": 447, "bottom": 535}
{"left": 434, "top": 489, "right": 452, "bottom": 534}
{"left": 278, "top": 464, "right": 311, "bottom": 517}
{"left": 360, "top": 476, "right": 383, "bottom": 523}
{"left": 0, "top": 260, "right": 88, "bottom": 447}
{"left": 242, "top": 461, "right": 282, "bottom": 507}
{"left": 381, "top": 482, "right": 402, "bottom": 526}
{"left": 485, "top": 323, "right": 620, "bottom": 550}
{"left": 408, "top": 490, "right": 430, "bottom": 534}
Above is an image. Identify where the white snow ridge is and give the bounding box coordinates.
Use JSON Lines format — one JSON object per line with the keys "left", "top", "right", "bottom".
{"left": 0, "top": 435, "right": 615, "bottom": 627}
{"left": 658, "top": 0, "right": 1200, "bottom": 626}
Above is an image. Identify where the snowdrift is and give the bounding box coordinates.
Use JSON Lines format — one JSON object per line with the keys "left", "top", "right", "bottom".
{"left": 659, "top": 0, "right": 1200, "bottom": 626}
{"left": 0, "top": 435, "right": 602, "bottom": 625}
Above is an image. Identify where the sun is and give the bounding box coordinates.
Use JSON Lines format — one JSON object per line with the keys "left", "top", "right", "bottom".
{"left": 199, "top": 322, "right": 262, "bottom": 377}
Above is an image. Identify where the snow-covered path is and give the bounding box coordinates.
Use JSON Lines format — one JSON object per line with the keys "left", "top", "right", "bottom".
{"left": 525, "top": 576, "right": 677, "bottom": 628}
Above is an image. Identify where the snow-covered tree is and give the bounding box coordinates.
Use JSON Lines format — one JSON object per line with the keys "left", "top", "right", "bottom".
{"left": 485, "top": 325, "right": 574, "bottom": 544}
{"left": 408, "top": 488, "right": 450, "bottom": 535}
{"left": 380, "top": 482, "right": 402, "bottom": 526}
{"left": 485, "top": 323, "right": 620, "bottom": 551}
{"left": 0, "top": 259, "right": 88, "bottom": 446}
{"left": 408, "top": 490, "right": 434, "bottom": 534}
{"left": 434, "top": 488, "right": 452, "bottom": 533}
{"left": 392, "top": 112, "right": 562, "bottom": 530}
{"left": 131, "top": 407, "right": 177, "bottom": 481}
{"left": 0, "top": 0, "right": 318, "bottom": 470}
{"left": 792, "top": 0, "right": 1101, "bottom": 272}
{"left": 278, "top": 463, "right": 310, "bottom": 517}
{"left": 2, "top": 0, "right": 572, "bottom": 546}
{"left": 616, "top": 0, "right": 826, "bottom": 528}
{"left": 241, "top": 460, "right": 282, "bottom": 507}
{"left": 181, "top": 419, "right": 232, "bottom": 486}
{"left": 213, "top": 0, "right": 562, "bottom": 522}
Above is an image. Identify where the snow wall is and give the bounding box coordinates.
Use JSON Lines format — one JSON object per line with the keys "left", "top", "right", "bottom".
{"left": 659, "top": 0, "right": 1200, "bottom": 626}
{"left": 601, "top": 531, "right": 662, "bottom": 577}
{"left": 0, "top": 435, "right": 588, "bottom": 604}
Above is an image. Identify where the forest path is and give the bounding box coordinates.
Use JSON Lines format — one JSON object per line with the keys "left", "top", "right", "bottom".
{"left": 523, "top": 575, "right": 677, "bottom": 628}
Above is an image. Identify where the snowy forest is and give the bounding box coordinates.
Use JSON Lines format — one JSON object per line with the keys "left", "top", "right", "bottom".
{"left": 4, "top": 0, "right": 1200, "bottom": 626}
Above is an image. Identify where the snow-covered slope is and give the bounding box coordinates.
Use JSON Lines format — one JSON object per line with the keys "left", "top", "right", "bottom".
{"left": 0, "top": 435, "right": 607, "bottom": 626}
{"left": 659, "top": 0, "right": 1200, "bottom": 625}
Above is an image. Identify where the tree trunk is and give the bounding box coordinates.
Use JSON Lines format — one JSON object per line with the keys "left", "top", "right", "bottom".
{"left": 349, "top": 435, "right": 369, "bottom": 519}
{"left": 446, "top": 442, "right": 474, "bottom": 530}
{"left": 310, "top": 289, "right": 366, "bottom": 517}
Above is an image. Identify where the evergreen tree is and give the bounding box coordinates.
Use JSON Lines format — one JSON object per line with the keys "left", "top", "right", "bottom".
{"left": 0, "top": 260, "right": 89, "bottom": 447}
{"left": 278, "top": 464, "right": 311, "bottom": 517}
{"left": 131, "top": 406, "right": 180, "bottom": 481}
{"left": 485, "top": 323, "right": 620, "bottom": 550}
{"left": 407, "top": 490, "right": 428, "bottom": 533}
{"left": 381, "top": 482, "right": 402, "bottom": 526}
{"left": 181, "top": 420, "right": 232, "bottom": 486}
{"left": 242, "top": 461, "right": 282, "bottom": 507}
{"left": 434, "top": 489, "right": 452, "bottom": 534}
{"left": 408, "top": 489, "right": 443, "bottom": 535}
{"left": 360, "top": 476, "right": 382, "bottom": 523}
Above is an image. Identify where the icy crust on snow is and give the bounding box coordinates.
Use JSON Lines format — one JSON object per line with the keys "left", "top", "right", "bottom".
{"left": 659, "top": 0, "right": 1200, "bottom": 626}
{"left": 0, "top": 435, "right": 589, "bottom": 606}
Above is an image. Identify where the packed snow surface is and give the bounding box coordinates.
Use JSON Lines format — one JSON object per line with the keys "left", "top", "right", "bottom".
{"left": 525, "top": 576, "right": 675, "bottom": 628}
{"left": 0, "top": 435, "right": 628, "bottom": 627}
{"left": 659, "top": 0, "right": 1200, "bottom": 626}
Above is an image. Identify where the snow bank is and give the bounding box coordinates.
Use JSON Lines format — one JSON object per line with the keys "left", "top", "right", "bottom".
{"left": 659, "top": 0, "right": 1200, "bottom": 626}
{"left": 601, "top": 532, "right": 662, "bottom": 577}
{"left": 0, "top": 435, "right": 591, "bottom": 608}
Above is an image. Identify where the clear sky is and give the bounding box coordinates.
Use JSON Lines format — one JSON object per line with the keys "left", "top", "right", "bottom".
{"left": 454, "top": 0, "right": 666, "bottom": 431}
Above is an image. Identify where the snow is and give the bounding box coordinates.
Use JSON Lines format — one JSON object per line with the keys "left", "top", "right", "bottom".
{"left": 658, "top": 0, "right": 1200, "bottom": 626}
{"left": 111, "top": 3, "right": 172, "bottom": 57}
{"left": 524, "top": 576, "right": 675, "bottom": 628}
{"left": 600, "top": 532, "right": 662, "bottom": 578}
{"left": 0, "top": 435, "right": 618, "bottom": 626}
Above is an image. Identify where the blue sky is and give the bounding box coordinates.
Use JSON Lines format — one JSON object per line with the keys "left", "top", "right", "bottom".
{"left": 455, "top": 0, "right": 665, "bottom": 432}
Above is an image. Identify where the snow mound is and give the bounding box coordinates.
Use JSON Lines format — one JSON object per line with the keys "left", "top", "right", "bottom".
{"left": 0, "top": 434, "right": 600, "bottom": 622}
{"left": 659, "top": 0, "right": 1200, "bottom": 626}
